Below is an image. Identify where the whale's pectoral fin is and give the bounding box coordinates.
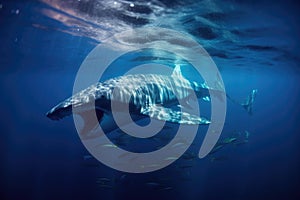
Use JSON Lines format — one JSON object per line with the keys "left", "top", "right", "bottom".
{"left": 140, "top": 105, "right": 210, "bottom": 125}
{"left": 226, "top": 89, "right": 258, "bottom": 115}
{"left": 241, "top": 89, "right": 258, "bottom": 115}
{"left": 76, "top": 109, "right": 104, "bottom": 137}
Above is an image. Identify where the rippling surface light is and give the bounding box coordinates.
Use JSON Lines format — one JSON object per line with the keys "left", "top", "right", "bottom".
{"left": 39, "top": 0, "right": 300, "bottom": 70}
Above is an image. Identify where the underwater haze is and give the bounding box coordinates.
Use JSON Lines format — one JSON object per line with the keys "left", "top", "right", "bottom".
{"left": 1, "top": 0, "right": 300, "bottom": 200}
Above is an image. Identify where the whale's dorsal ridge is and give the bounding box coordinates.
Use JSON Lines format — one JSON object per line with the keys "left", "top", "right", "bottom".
{"left": 172, "top": 64, "right": 183, "bottom": 78}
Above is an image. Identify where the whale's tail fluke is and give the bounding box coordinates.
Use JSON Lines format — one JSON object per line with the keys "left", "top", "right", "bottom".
{"left": 241, "top": 89, "right": 258, "bottom": 115}
{"left": 226, "top": 89, "right": 258, "bottom": 115}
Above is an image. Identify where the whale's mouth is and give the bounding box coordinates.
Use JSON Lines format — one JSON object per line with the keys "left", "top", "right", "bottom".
{"left": 46, "top": 104, "right": 72, "bottom": 121}
{"left": 46, "top": 103, "right": 105, "bottom": 124}
{"left": 46, "top": 111, "right": 62, "bottom": 120}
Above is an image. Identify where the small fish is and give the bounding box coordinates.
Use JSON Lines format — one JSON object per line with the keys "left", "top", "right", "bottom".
{"left": 102, "top": 144, "right": 118, "bottom": 148}
{"left": 163, "top": 125, "right": 173, "bottom": 130}
{"left": 178, "top": 165, "right": 193, "bottom": 169}
{"left": 146, "top": 182, "right": 161, "bottom": 187}
{"left": 81, "top": 163, "right": 100, "bottom": 167}
{"left": 113, "top": 141, "right": 127, "bottom": 147}
{"left": 116, "top": 129, "right": 125, "bottom": 134}
{"left": 147, "top": 164, "right": 160, "bottom": 168}
{"left": 97, "top": 177, "right": 111, "bottom": 184}
{"left": 118, "top": 152, "right": 131, "bottom": 158}
{"left": 222, "top": 137, "right": 237, "bottom": 144}
{"left": 155, "top": 145, "right": 164, "bottom": 150}
{"left": 83, "top": 155, "right": 93, "bottom": 160}
{"left": 172, "top": 142, "right": 185, "bottom": 148}
{"left": 209, "top": 144, "right": 224, "bottom": 155}
{"left": 97, "top": 177, "right": 113, "bottom": 189}
{"left": 114, "top": 174, "right": 127, "bottom": 184}
{"left": 98, "top": 184, "right": 113, "bottom": 189}
{"left": 234, "top": 140, "right": 248, "bottom": 146}
{"left": 185, "top": 170, "right": 190, "bottom": 177}
{"left": 182, "top": 152, "right": 197, "bottom": 160}
{"left": 164, "top": 157, "right": 178, "bottom": 161}
{"left": 119, "top": 174, "right": 127, "bottom": 181}
{"left": 158, "top": 186, "right": 173, "bottom": 191}
{"left": 180, "top": 177, "right": 192, "bottom": 181}
{"left": 97, "top": 177, "right": 110, "bottom": 182}
{"left": 245, "top": 130, "right": 250, "bottom": 139}
{"left": 156, "top": 135, "right": 171, "bottom": 142}
{"left": 210, "top": 156, "right": 228, "bottom": 162}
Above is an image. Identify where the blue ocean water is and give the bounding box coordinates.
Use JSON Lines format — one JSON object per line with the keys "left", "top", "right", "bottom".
{"left": 1, "top": 0, "right": 300, "bottom": 199}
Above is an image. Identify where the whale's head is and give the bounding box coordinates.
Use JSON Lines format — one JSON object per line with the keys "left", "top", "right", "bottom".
{"left": 46, "top": 102, "right": 73, "bottom": 120}
{"left": 46, "top": 82, "right": 111, "bottom": 121}
{"left": 46, "top": 93, "right": 92, "bottom": 121}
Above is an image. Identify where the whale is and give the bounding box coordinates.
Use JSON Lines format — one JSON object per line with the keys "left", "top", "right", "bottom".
{"left": 46, "top": 65, "right": 257, "bottom": 135}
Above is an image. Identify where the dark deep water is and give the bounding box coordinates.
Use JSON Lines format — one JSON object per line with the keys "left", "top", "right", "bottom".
{"left": 1, "top": 0, "right": 300, "bottom": 199}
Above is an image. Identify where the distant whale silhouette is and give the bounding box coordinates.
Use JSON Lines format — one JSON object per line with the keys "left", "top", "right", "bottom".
{"left": 46, "top": 65, "right": 257, "bottom": 135}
